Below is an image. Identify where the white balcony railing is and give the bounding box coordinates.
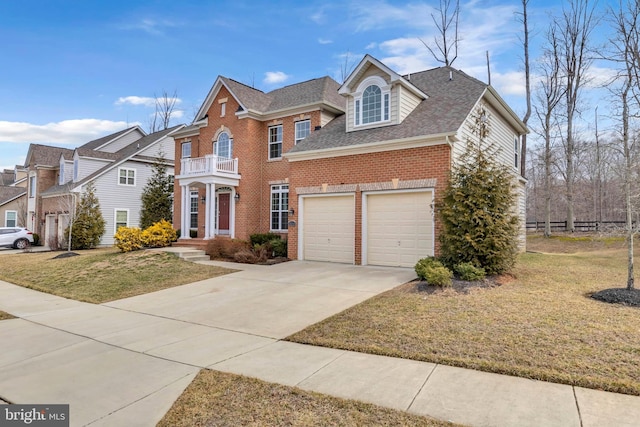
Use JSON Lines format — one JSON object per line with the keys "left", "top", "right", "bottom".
{"left": 180, "top": 155, "right": 239, "bottom": 177}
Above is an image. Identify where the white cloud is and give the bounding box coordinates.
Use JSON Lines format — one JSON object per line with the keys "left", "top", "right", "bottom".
{"left": 264, "top": 71, "right": 290, "bottom": 85}
{"left": 318, "top": 38, "right": 333, "bottom": 45}
{"left": 493, "top": 71, "right": 527, "bottom": 96}
{"left": 349, "top": 1, "right": 433, "bottom": 32}
{"left": 115, "top": 96, "right": 183, "bottom": 108}
{"left": 120, "top": 18, "right": 178, "bottom": 36}
{"left": 115, "top": 96, "right": 156, "bottom": 107}
{"left": 0, "top": 119, "right": 137, "bottom": 144}
{"left": 172, "top": 110, "right": 185, "bottom": 119}
{"left": 365, "top": 42, "right": 377, "bottom": 50}
{"left": 310, "top": 8, "right": 328, "bottom": 24}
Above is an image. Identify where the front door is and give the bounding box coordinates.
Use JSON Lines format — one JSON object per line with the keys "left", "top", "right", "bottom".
{"left": 218, "top": 193, "right": 230, "bottom": 234}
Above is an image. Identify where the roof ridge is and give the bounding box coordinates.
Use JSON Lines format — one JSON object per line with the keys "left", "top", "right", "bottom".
{"left": 224, "top": 77, "right": 266, "bottom": 94}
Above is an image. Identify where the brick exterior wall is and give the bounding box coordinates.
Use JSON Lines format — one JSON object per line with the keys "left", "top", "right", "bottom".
{"left": 288, "top": 144, "right": 451, "bottom": 264}
{"left": 173, "top": 84, "right": 324, "bottom": 242}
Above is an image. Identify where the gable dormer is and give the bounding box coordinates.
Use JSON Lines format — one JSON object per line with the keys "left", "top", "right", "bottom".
{"left": 339, "top": 55, "right": 428, "bottom": 133}
{"left": 58, "top": 154, "right": 73, "bottom": 185}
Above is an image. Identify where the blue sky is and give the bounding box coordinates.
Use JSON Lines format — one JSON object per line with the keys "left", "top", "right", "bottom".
{"left": 0, "top": 0, "right": 610, "bottom": 171}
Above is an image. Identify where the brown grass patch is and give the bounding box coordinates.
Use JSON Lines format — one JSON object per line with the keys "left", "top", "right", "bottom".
{"left": 0, "top": 248, "right": 235, "bottom": 303}
{"left": 0, "top": 311, "right": 15, "bottom": 321}
{"left": 288, "top": 235, "right": 640, "bottom": 396}
{"left": 159, "top": 369, "right": 459, "bottom": 427}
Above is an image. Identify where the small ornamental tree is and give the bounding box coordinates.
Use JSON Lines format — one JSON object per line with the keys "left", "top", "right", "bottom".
{"left": 140, "top": 153, "right": 174, "bottom": 230}
{"left": 438, "top": 144, "right": 520, "bottom": 275}
{"left": 65, "top": 182, "right": 106, "bottom": 249}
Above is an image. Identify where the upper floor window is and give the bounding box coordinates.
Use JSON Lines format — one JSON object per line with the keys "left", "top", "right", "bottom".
{"left": 59, "top": 162, "right": 65, "bottom": 185}
{"left": 73, "top": 159, "right": 79, "bottom": 181}
{"left": 269, "top": 125, "right": 283, "bottom": 159}
{"left": 354, "top": 77, "right": 390, "bottom": 127}
{"left": 118, "top": 168, "right": 135, "bottom": 186}
{"left": 295, "top": 120, "right": 311, "bottom": 145}
{"left": 29, "top": 175, "right": 36, "bottom": 198}
{"left": 221, "top": 102, "right": 226, "bottom": 117}
{"left": 182, "top": 141, "right": 191, "bottom": 159}
{"left": 514, "top": 136, "right": 520, "bottom": 169}
{"left": 215, "top": 132, "right": 233, "bottom": 159}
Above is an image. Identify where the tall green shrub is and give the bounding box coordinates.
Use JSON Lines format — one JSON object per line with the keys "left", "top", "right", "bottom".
{"left": 140, "top": 152, "right": 174, "bottom": 229}
{"left": 65, "top": 182, "right": 106, "bottom": 249}
{"left": 438, "top": 145, "right": 519, "bottom": 275}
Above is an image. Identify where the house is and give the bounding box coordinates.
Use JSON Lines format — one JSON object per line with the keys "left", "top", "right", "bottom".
{"left": 25, "top": 125, "right": 183, "bottom": 247}
{"left": 0, "top": 167, "right": 28, "bottom": 227}
{"left": 173, "top": 55, "right": 527, "bottom": 267}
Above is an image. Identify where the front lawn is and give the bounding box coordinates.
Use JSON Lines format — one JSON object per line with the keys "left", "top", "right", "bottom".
{"left": 158, "top": 369, "right": 459, "bottom": 427}
{"left": 287, "top": 235, "right": 640, "bottom": 396}
{"left": 0, "top": 248, "right": 235, "bottom": 303}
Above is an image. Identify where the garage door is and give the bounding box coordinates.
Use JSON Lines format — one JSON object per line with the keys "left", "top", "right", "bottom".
{"left": 366, "top": 191, "right": 433, "bottom": 267}
{"left": 303, "top": 195, "right": 355, "bottom": 263}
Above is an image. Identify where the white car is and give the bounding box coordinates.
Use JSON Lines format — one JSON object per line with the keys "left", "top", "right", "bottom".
{"left": 0, "top": 227, "right": 34, "bottom": 249}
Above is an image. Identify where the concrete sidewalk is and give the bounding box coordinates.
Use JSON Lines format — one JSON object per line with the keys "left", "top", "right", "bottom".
{"left": 0, "top": 260, "right": 639, "bottom": 426}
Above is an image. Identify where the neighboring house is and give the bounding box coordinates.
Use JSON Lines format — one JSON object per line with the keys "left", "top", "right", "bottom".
{"left": 173, "top": 55, "right": 527, "bottom": 267}
{"left": 25, "top": 125, "right": 183, "bottom": 247}
{"left": 0, "top": 167, "right": 28, "bottom": 227}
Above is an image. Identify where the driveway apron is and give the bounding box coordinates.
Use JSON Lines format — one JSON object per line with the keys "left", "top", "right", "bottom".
{"left": 0, "top": 261, "right": 415, "bottom": 426}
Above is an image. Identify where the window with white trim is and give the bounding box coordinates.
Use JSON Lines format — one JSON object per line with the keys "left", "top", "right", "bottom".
{"left": 190, "top": 191, "right": 199, "bottom": 229}
{"left": 354, "top": 76, "right": 390, "bottom": 127}
{"left": 514, "top": 136, "right": 520, "bottom": 169}
{"left": 268, "top": 125, "right": 283, "bottom": 159}
{"left": 295, "top": 120, "right": 311, "bottom": 145}
{"left": 215, "top": 132, "right": 233, "bottom": 159}
{"left": 118, "top": 168, "right": 135, "bottom": 186}
{"left": 29, "top": 175, "right": 36, "bottom": 198}
{"left": 221, "top": 102, "right": 226, "bottom": 117}
{"left": 59, "top": 161, "right": 65, "bottom": 185}
{"left": 73, "top": 159, "right": 79, "bottom": 181}
{"left": 114, "top": 209, "right": 129, "bottom": 232}
{"left": 5, "top": 211, "right": 17, "bottom": 227}
{"left": 182, "top": 141, "right": 191, "bottom": 159}
{"left": 270, "top": 184, "right": 289, "bottom": 231}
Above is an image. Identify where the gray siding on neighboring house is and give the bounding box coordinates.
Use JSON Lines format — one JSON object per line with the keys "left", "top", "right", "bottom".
{"left": 76, "top": 157, "right": 111, "bottom": 182}
{"left": 96, "top": 128, "right": 146, "bottom": 153}
{"left": 137, "top": 136, "right": 176, "bottom": 161}
{"left": 89, "top": 159, "right": 175, "bottom": 245}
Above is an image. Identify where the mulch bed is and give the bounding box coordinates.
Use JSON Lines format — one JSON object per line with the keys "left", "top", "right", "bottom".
{"left": 402, "top": 275, "right": 505, "bottom": 295}
{"left": 591, "top": 288, "right": 640, "bottom": 307}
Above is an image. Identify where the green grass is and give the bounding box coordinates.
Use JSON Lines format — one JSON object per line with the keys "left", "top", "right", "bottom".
{"left": 158, "top": 369, "right": 460, "bottom": 427}
{"left": 0, "top": 248, "right": 235, "bottom": 303}
{"left": 287, "top": 236, "right": 640, "bottom": 396}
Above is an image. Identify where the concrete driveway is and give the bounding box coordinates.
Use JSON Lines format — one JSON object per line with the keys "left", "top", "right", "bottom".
{"left": 0, "top": 260, "right": 415, "bottom": 426}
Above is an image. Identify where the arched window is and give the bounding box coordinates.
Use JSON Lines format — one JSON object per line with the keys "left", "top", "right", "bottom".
{"left": 354, "top": 77, "right": 390, "bottom": 126}
{"left": 215, "top": 132, "right": 233, "bottom": 159}
{"left": 362, "top": 85, "right": 382, "bottom": 124}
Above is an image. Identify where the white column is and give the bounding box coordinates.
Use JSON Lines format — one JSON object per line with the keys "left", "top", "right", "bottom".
{"left": 204, "top": 183, "right": 212, "bottom": 239}
{"left": 181, "top": 185, "right": 190, "bottom": 239}
{"left": 230, "top": 187, "right": 236, "bottom": 238}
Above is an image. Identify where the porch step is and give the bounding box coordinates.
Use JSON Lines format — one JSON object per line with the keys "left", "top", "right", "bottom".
{"left": 175, "top": 249, "right": 210, "bottom": 263}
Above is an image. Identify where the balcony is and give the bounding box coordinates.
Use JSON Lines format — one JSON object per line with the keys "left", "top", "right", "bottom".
{"left": 179, "top": 155, "right": 239, "bottom": 178}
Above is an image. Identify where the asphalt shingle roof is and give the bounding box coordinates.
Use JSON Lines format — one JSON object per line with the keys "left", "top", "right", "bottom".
{"left": 79, "top": 126, "right": 143, "bottom": 150}
{"left": 25, "top": 144, "right": 75, "bottom": 167}
{"left": 288, "top": 66, "right": 487, "bottom": 153}
{"left": 0, "top": 186, "right": 26, "bottom": 205}
{"left": 220, "top": 76, "right": 345, "bottom": 114}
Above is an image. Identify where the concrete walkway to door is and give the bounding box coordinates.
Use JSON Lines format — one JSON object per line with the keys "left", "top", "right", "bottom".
{"left": 0, "top": 257, "right": 639, "bottom": 426}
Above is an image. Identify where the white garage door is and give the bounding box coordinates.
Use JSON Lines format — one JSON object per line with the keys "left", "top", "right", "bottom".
{"left": 366, "top": 191, "right": 433, "bottom": 267}
{"left": 303, "top": 195, "right": 355, "bottom": 263}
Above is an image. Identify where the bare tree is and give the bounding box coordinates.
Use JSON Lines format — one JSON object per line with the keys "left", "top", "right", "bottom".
{"left": 556, "top": 0, "right": 599, "bottom": 232}
{"left": 339, "top": 51, "right": 358, "bottom": 83}
{"left": 535, "top": 22, "right": 566, "bottom": 237}
{"left": 420, "top": 0, "right": 460, "bottom": 66}
{"left": 518, "top": 0, "right": 532, "bottom": 178}
{"left": 149, "top": 90, "right": 179, "bottom": 133}
{"left": 608, "top": 0, "right": 640, "bottom": 290}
